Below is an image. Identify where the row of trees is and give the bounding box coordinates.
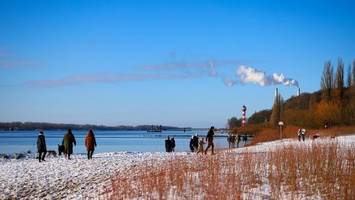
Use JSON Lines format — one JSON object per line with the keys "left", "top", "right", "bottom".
{"left": 269, "top": 59, "right": 355, "bottom": 128}
{"left": 317, "top": 59, "right": 355, "bottom": 126}
{"left": 321, "top": 59, "right": 355, "bottom": 101}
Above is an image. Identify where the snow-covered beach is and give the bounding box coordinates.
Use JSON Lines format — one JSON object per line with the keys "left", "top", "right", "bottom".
{"left": 0, "top": 151, "right": 189, "bottom": 199}
{"left": 1, "top": 135, "right": 354, "bottom": 199}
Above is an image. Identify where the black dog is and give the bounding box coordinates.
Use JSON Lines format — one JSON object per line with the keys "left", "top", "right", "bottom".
{"left": 47, "top": 150, "right": 57, "bottom": 157}
{"left": 58, "top": 144, "right": 65, "bottom": 156}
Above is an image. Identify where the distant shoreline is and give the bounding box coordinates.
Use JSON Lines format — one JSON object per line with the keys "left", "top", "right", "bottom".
{"left": 0, "top": 122, "right": 193, "bottom": 132}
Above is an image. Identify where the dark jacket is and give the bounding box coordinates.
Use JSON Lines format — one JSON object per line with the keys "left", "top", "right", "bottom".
{"left": 206, "top": 129, "right": 214, "bottom": 143}
{"left": 171, "top": 138, "right": 176, "bottom": 150}
{"left": 62, "top": 132, "right": 76, "bottom": 154}
{"left": 189, "top": 138, "right": 194, "bottom": 152}
{"left": 192, "top": 136, "right": 199, "bottom": 148}
{"left": 37, "top": 134, "right": 47, "bottom": 152}
{"left": 165, "top": 139, "right": 172, "bottom": 152}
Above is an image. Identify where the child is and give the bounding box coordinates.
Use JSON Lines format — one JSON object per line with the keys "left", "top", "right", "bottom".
{"left": 197, "top": 138, "right": 205, "bottom": 154}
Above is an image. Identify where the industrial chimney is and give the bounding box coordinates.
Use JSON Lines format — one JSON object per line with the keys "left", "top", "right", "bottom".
{"left": 275, "top": 87, "right": 279, "bottom": 97}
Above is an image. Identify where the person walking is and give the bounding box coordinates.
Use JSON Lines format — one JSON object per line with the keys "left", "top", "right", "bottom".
{"left": 37, "top": 131, "right": 47, "bottom": 162}
{"left": 85, "top": 129, "right": 97, "bottom": 160}
{"left": 243, "top": 135, "right": 248, "bottom": 146}
{"left": 62, "top": 129, "right": 76, "bottom": 160}
{"left": 204, "top": 126, "right": 215, "bottom": 155}
{"left": 228, "top": 134, "right": 236, "bottom": 148}
{"left": 237, "top": 134, "right": 241, "bottom": 148}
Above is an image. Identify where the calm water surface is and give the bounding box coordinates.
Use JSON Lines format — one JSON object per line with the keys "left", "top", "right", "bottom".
{"left": 0, "top": 130, "right": 247, "bottom": 154}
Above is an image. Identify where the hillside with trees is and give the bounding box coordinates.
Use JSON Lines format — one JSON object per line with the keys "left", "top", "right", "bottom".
{"left": 228, "top": 58, "right": 355, "bottom": 130}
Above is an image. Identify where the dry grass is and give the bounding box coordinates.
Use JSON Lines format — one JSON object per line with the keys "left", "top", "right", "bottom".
{"left": 108, "top": 139, "right": 355, "bottom": 199}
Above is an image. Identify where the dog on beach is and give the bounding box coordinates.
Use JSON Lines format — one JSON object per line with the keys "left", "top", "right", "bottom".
{"left": 35, "top": 150, "right": 57, "bottom": 160}
{"left": 47, "top": 150, "right": 57, "bottom": 157}
{"left": 58, "top": 144, "right": 65, "bottom": 156}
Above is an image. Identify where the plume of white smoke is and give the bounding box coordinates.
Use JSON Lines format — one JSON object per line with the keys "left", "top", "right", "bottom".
{"left": 272, "top": 73, "right": 299, "bottom": 87}
{"left": 236, "top": 65, "right": 299, "bottom": 87}
{"left": 207, "top": 60, "right": 218, "bottom": 77}
{"left": 223, "top": 77, "right": 237, "bottom": 87}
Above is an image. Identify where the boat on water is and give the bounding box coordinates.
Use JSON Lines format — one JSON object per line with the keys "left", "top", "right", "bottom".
{"left": 147, "top": 125, "right": 163, "bottom": 132}
{"left": 147, "top": 129, "right": 162, "bottom": 132}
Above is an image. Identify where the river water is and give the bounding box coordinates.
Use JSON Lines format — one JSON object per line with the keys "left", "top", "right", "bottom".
{"left": 0, "top": 130, "right": 249, "bottom": 154}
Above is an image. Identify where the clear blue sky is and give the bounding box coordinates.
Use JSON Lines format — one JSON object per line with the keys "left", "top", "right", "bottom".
{"left": 0, "top": 0, "right": 354, "bottom": 127}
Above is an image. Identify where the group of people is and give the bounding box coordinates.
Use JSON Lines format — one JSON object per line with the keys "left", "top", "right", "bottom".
{"left": 37, "top": 126, "right": 220, "bottom": 162}
{"left": 188, "top": 126, "right": 215, "bottom": 154}
{"left": 227, "top": 134, "right": 248, "bottom": 148}
{"left": 189, "top": 135, "right": 207, "bottom": 154}
{"left": 165, "top": 136, "right": 176, "bottom": 152}
{"left": 36, "top": 128, "right": 97, "bottom": 162}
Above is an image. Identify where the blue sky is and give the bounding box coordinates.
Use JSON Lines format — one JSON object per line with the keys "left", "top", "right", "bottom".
{"left": 0, "top": 0, "right": 354, "bottom": 127}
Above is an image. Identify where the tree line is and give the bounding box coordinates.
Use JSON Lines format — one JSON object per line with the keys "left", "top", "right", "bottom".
{"left": 228, "top": 58, "right": 355, "bottom": 129}
{"left": 0, "top": 122, "right": 190, "bottom": 131}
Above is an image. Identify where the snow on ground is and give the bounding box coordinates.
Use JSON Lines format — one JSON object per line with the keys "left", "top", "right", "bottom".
{"left": 0, "top": 151, "right": 189, "bottom": 199}
{"left": 1, "top": 135, "right": 354, "bottom": 199}
{"left": 233, "top": 134, "right": 355, "bottom": 154}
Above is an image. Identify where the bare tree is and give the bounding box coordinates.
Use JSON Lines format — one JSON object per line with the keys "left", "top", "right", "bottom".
{"left": 270, "top": 92, "right": 284, "bottom": 127}
{"left": 335, "top": 58, "right": 344, "bottom": 98}
{"left": 347, "top": 65, "right": 352, "bottom": 87}
{"left": 321, "top": 61, "right": 333, "bottom": 101}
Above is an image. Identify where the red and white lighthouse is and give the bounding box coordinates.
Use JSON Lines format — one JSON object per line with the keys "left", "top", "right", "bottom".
{"left": 242, "top": 105, "right": 247, "bottom": 127}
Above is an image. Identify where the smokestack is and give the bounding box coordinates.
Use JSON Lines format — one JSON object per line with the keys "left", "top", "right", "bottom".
{"left": 275, "top": 87, "right": 279, "bottom": 97}
{"left": 297, "top": 87, "right": 301, "bottom": 96}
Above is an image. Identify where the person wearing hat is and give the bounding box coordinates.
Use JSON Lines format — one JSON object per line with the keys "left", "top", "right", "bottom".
{"left": 204, "top": 126, "right": 215, "bottom": 155}
{"left": 37, "top": 131, "right": 47, "bottom": 162}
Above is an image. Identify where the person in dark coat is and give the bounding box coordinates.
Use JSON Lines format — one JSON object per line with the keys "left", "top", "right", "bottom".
{"left": 170, "top": 137, "right": 176, "bottom": 152}
{"left": 165, "top": 136, "right": 172, "bottom": 152}
{"left": 37, "top": 131, "right": 47, "bottom": 162}
{"left": 192, "top": 135, "right": 199, "bottom": 152}
{"left": 62, "top": 129, "right": 76, "bottom": 160}
{"left": 204, "top": 126, "right": 215, "bottom": 155}
{"left": 237, "top": 134, "right": 241, "bottom": 148}
{"left": 189, "top": 136, "right": 195, "bottom": 152}
{"left": 85, "top": 129, "right": 97, "bottom": 159}
{"left": 243, "top": 135, "right": 248, "bottom": 145}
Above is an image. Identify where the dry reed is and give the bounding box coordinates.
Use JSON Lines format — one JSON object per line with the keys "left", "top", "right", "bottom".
{"left": 109, "top": 139, "right": 355, "bottom": 199}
